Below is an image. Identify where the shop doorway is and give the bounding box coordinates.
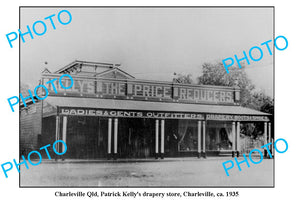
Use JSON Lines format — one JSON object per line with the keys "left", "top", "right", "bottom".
{"left": 118, "top": 118, "right": 155, "bottom": 158}
{"left": 66, "top": 116, "right": 108, "bottom": 159}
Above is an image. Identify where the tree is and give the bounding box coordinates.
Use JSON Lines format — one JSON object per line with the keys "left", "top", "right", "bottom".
{"left": 198, "top": 62, "right": 257, "bottom": 108}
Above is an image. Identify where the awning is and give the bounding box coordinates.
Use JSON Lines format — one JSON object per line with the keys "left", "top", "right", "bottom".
{"left": 45, "top": 96, "right": 270, "bottom": 119}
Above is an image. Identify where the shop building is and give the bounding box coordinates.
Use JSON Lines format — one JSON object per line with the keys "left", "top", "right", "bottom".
{"left": 20, "top": 60, "right": 272, "bottom": 159}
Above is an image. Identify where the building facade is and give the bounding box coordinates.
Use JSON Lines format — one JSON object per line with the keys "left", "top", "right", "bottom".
{"left": 20, "top": 60, "right": 272, "bottom": 159}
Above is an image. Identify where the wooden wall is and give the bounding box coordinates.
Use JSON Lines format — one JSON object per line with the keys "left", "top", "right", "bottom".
{"left": 20, "top": 102, "right": 42, "bottom": 157}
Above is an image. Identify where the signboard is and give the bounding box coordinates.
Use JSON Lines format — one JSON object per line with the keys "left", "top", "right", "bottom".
{"left": 59, "top": 107, "right": 205, "bottom": 120}
{"left": 206, "top": 114, "right": 269, "bottom": 122}
{"left": 42, "top": 75, "right": 239, "bottom": 105}
{"left": 57, "top": 108, "right": 268, "bottom": 121}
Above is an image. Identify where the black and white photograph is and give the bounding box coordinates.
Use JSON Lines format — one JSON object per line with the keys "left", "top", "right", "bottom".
{"left": 2, "top": 0, "right": 300, "bottom": 212}
{"left": 19, "top": 7, "right": 275, "bottom": 187}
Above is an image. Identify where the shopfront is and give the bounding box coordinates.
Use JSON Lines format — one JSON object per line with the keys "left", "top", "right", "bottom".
{"left": 20, "top": 61, "right": 272, "bottom": 159}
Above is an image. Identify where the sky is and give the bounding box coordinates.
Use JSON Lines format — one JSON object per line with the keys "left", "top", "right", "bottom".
{"left": 20, "top": 7, "right": 274, "bottom": 96}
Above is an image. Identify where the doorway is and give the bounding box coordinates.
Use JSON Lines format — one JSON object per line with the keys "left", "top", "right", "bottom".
{"left": 118, "top": 118, "right": 155, "bottom": 158}
{"left": 66, "top": 116, "right": 108, "bottom": 159}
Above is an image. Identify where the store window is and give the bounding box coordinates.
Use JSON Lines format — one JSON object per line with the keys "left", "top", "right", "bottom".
{"left": 206, "top": 121, "right": 233, "bottom": 151}
{"left": 178, "top": 120, "right": 198, "bottom": 152}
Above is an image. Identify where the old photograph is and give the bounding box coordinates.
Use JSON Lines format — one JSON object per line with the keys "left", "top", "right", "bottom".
{"left": 19, "top": 7, "right": 274, "bottom": 187}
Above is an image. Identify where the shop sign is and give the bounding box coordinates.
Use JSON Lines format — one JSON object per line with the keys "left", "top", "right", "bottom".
{"left": 206, "top": 114, "right": 269, "bottom": 121}
{"left": 42, "top": 75, "right": 238, "bottom": 105}
{"left": 59, "top": 108, "right": 205, "bottom": 120}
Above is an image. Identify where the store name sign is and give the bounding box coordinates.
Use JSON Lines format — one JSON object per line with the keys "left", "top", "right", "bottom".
{"left": 42, "top": 75, "right": 238, "bottom": 105}
{"left": 60, "top": 108, "right": 205, "bottom": 120}
{"left": 59, "top": 108, "right": 267, "bottom": 121}
{"left": 207, "top": 114, "right": 269, "bottom": 122}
